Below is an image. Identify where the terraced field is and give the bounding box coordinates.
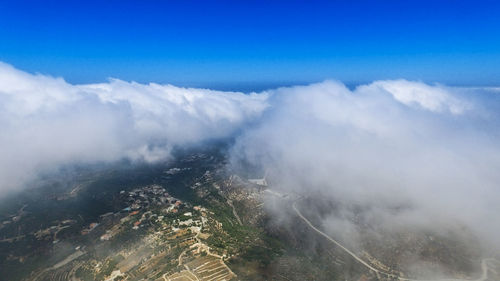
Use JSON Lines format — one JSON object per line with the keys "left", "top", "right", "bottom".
{"left": 164, "top": 256, "right": 236, "bottom": 281}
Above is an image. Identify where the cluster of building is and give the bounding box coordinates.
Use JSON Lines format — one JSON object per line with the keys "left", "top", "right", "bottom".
{"left": 122, "top": 185, "right": 176, "bottom": 211}
{"left": 79, "top": 185, "right": 193, "bottom": 240}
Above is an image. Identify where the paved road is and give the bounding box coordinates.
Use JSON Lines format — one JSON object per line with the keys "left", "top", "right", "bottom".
{"left": 292, "top": 201, "right": 492, "bottom": 281}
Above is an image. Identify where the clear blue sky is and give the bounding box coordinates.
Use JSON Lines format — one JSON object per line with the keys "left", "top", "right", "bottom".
{"left": 1, "top": 0, "right": 499, "bottom": 89}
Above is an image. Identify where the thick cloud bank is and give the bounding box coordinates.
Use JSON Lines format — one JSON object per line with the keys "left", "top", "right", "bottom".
{"left": 1, "top": 62, "right": 499, "bottom": 250}
{"left": 0, "top": 62, "right": 268, "bottom": 193}
{"left": 230, "top": 80, "right": 500, "bottom": 250}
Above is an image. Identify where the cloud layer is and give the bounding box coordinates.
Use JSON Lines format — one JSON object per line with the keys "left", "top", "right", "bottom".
{"left": 230, "top": 80, "right": 500, "bottom": 250}
{"left": 1, "top": 62, "right": 499, "bottom": 251}
{"left": 0, "top": 62, "right": 268, "bottom": 193}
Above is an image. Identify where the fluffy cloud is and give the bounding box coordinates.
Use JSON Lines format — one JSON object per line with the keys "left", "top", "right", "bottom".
{"left": 230, "top": 80, "right": 500, "bottom": 250}
{"left": 364, "top": 79, "right": 470, "bottom": 114}
{"left": 0, "top": 62, "right": 268, "bottom": 193}
{"left": 1, "top": 61, "right": 499, "bottom": 251}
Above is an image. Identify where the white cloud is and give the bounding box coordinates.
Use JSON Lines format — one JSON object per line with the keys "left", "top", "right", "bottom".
{"left": 362, "top": 79, "right": 470, "bottom": 114}
{"left": 0, "top": 62, "right": 268, "bottom": 193}
{"left": 1, "top": 61, "right": 499, "bottom": 252}
{"left": 230, "top": 80, "right": 500, "bottom": 250}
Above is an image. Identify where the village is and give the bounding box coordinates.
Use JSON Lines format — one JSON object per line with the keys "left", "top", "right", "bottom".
{"left": 1, "top": 151, "right": 284, "bottom": 281}
{"left": 27, "top": 177, "right": 243, "bottom": 281}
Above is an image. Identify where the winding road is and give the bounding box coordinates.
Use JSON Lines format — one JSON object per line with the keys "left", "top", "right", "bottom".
{"left": 292, "top": 201, "right": 494, "bottom": 281}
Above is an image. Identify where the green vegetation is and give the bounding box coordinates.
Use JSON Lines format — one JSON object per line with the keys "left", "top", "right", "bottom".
{"left": 0, "top": 145, "right": 288, "bottom": 281}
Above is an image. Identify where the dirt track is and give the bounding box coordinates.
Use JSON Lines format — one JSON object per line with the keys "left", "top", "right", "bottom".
{"left": 292, "top": 200, "right": 494, "bottom": 281}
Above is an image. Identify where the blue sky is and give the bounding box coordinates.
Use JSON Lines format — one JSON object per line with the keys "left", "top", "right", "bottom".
{"left": 0, "top": 0, "right": 499, "bottom": 89}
